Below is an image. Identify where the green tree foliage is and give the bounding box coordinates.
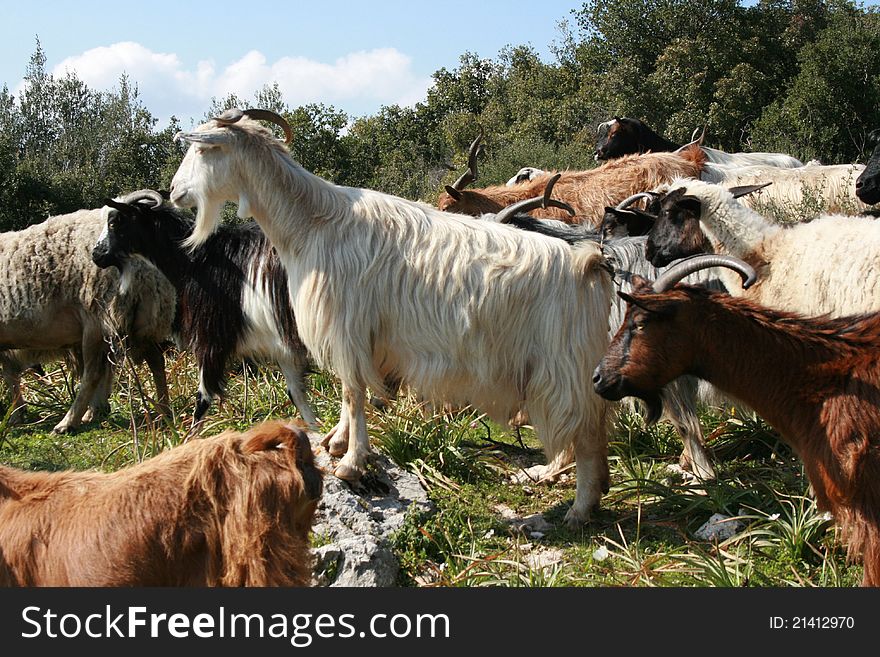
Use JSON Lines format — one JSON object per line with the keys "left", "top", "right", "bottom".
{"left": 750, "top": 3, "right": 880, "bottom": 161}
{"left": 569, "top": 0, "right": 878, "bottom": 160}
{"left": 1, "top": 2, "right": 877, "bottom": 233}
{"left": 0, "top": 40, "right": 179, "bottom": 230}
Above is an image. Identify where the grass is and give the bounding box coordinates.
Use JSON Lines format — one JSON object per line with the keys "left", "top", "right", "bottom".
{"left": 0, "top": 319, "right": 864, "bottom": 589}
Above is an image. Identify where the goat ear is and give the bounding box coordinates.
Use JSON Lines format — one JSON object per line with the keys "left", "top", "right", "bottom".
{"left": 618, "top": 290, "right": 673, "bottom": 315}
{"left": 603, "top": 208, "right": 655, "bottom": 237}
{"left": 174, "top": 130, "right": 231, "bottom": 146}
{"left": 675, "top": 194, "right": 702, "bottom": 215}
{"left": 729, "top": 182, "right": 772, "bottom": 198}
{"left": 102, "top": 198, "right": 132, "bottom": 214}
{"left": 444, "top": 185, "right": 463, "bottom": 201}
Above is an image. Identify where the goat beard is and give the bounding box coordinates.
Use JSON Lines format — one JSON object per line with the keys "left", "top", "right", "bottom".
{"left": 183, "top": 197, "right": 223, "bottom": 251}
{"left": 639, "top": 393, "right": 664, "bottom": 426}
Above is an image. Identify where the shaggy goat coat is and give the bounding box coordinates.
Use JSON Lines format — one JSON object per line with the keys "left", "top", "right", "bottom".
{"left": 700, "top": 162, "right": 868, "bottom": 214}
{"left": 171, "top": 115, "right": 614, "bottom": 525}
{"left": 91, "top": 204, "right": 317, "bottom": 428}
{"left": 436, "top": 147, "right": 707, "bottom": 224}
{"left": 0, "top": 420, "right": 322, "bottom": 586}
{"left": 502, "top": 215, "right": 726, "bottom": 478}
{"left": 596, "top": 282, "right": 880, "bottom": 586}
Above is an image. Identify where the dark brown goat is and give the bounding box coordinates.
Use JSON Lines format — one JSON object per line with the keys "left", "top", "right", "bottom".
{"left": 0, "top": 419, "right": 322, "bottom": 586}
{"left": 437, "top": 141, "right": 707, "bottom": 225}
{"left": 592, "top": 255, "right": 880, "bottom": 586}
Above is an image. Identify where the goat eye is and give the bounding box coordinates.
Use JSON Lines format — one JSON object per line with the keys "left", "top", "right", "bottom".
{"left": 634, "top": 322, "right": 645, "bottom": 332}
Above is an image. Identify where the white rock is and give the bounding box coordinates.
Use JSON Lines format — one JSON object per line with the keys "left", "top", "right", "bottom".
{"left": 310, "top": 435, "right": 433, "bottom": 587}
{"left": 694, "top": 513, "right": 742, "bottom": 542}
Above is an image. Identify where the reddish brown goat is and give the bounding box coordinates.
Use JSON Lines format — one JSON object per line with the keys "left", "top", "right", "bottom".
{"left": 437, "top": 145, "right": 706, "bottom": 225}
{"left": 0, "top": 420, "right": 322, "bottom": 587}
{"left": 592, "top": 255, "right": 880, "bottom": 586}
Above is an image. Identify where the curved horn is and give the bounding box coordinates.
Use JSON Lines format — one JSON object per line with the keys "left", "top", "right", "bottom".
{"left": 211, "top": 108, "right": 293, "bottom": 143}
{"left": 102, "top": 198, "right": 130, "bottom": 213}
{"left": 495, "top": 173, "right": 576, "bottom": 224}
{"left": 450, "top": 128, "right": 484, "bottom": 191}
{"left": 243, "top": 108, "right": 293, "bottom": 143}
{"left": 212, "top": 108, "right": 245, "bottom": 124}
{"left": 615, "top": 192, "right": 655, "bottom": 210}
{"left": 674, "top": 126, "right": 706, "bottom": 153}
{"left": 652, "top": 254, "right": 757, "bottom": 293}
{"left": 118, "top": 189, "right": 164, "bottom": 208}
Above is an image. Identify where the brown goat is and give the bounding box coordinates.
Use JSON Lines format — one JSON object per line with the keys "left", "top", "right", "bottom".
{"left": 0, "top": 419, "right": 322, "bottom": 587}
{"left": 437, "top": 145, "right": 706, "bottom": 224}
{"left": 592, "top": 255, "right": 880, "bottom": 586}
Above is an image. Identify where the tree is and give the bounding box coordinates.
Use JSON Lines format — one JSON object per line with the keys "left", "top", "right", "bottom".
{"left": 751, "top": 3, "right": 880, "bottom": 162}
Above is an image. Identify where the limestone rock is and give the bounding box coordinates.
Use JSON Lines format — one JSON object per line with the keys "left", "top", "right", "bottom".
{"left": 309, "top": 434, "right": 432, "bottom": 586}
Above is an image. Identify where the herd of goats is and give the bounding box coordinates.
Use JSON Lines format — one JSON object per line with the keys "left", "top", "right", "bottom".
{"left": 0, "top": 107, "right": 879, "bottom": 586}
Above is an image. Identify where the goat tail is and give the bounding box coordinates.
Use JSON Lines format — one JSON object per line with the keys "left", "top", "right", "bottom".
{"left": 570, "top": 240, "right": 612, "bottom": 279}
{"left": 839, "top": 505, "right": 880, "bottom": 587}
{"left": 856, "top": 517, "right": 880, "bottom": 587}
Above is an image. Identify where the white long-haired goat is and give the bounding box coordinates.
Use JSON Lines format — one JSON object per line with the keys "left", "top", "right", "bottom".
{"left": 169, "top": 109, "right": 614, "bottom": 526}
{"left": 700, "top": 161, "right": 868, "bottom": 215}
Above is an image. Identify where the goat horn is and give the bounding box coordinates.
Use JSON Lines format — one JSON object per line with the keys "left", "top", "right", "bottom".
{"left": 674, "top": 137, "right": 700, "bottom": 153}
{"left": 615, "top": 192, "right": 655, "bottom": 210}
{"left": 213, "top": 108, "right": 245, "bottom": 124}
{"left": 495, "top": 173, "right": 575, "bottom": 224}
{"left": 450, "top": 128, "right": 484, "bottom": 191}
{"left": 243, "top": 109, "right": 293, "bottom": 144}
{"left": 211, "top": 108, "right": 293, "bottom": 144}
{"left": 652, "top": 254, "right": 757, "bottom": 293}
{"left": 118, "top": 189, "right": 164, "bottom": 208}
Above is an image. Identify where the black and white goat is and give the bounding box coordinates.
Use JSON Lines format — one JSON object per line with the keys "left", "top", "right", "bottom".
{"left": 857, "top": 129, "right": 880, "bottom": 206}
{"left": 91, "top": 192, "right": 318, "bottom": 429}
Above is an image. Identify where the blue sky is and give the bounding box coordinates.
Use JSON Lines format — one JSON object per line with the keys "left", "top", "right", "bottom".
{"left": 3, "top": 1, "right": 878, "bottom": 128}
{"left": 1, "top": 0, "right": 583, "bottom": 127}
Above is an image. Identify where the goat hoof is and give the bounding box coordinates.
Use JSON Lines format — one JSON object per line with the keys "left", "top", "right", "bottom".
{"left": 563, "top": 507, "right": 591, "bottom": 529}
{"left": 52, "top": 423, "right": 75, "bottom": 435}
{"left": 320, "top": 430, "right": 335, "bottom": 449}
{"left": 511, "top": 463, "right": 561, "bottom": 485}
{"left": 327, "top": 435, "right": 348, "bottom": 457}
{"left": 334, "top": 462, "right": 363, "bottom": 482}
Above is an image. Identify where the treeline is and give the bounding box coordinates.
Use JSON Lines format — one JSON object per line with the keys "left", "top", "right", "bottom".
{"left": 1, "top": 0, "right": 878, "bottom": 232}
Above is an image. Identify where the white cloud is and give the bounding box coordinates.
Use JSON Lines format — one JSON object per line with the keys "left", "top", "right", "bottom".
{"left": 46, "top": 42, "right": 433, "bottom": 126}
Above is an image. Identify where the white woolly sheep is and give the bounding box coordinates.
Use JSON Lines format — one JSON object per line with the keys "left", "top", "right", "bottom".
{"left": 0, "top": 202, "right": 175, "bottom": 432}
{"left": 645, "top": 178, "right": 880, "bottom": 318}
